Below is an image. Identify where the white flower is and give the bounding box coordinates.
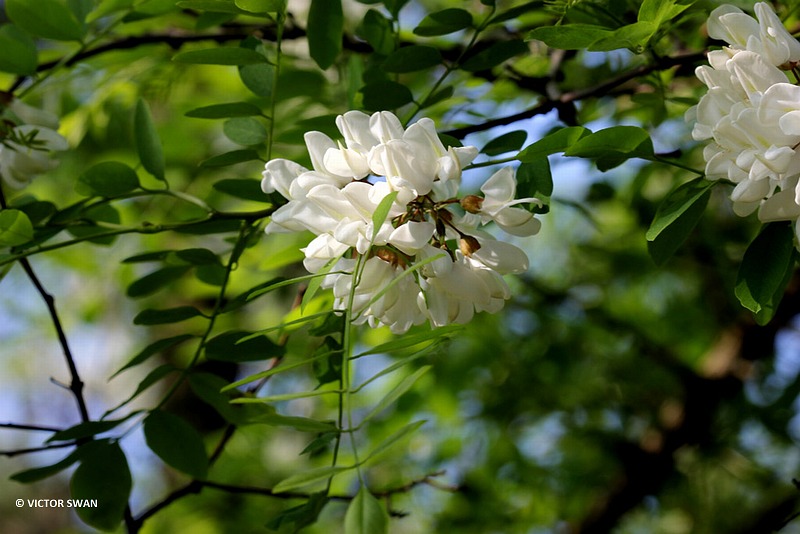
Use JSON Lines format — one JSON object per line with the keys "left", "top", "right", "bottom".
{"left": 688, "top": 5, "right": 800, "bottom": 237}
{"left": 261, "top": 110, "right": 540, "bottom": 332}
{"left": 1, "top": 125, "right": 69, "bottom": 189}
{"left": 706, "top": 3, "right": 800, "bottom": 67}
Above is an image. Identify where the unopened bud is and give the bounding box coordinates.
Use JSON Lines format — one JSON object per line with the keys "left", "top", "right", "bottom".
{"left": 459, "top": 236, "right": 481, "bottom": 257}
{"left": 460, "top": 195, "right": 484, "bottom": 214}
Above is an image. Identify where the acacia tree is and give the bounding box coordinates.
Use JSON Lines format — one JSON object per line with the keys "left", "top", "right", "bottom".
{"left": 2, "top": 0, "right": 800, "bottom": 532}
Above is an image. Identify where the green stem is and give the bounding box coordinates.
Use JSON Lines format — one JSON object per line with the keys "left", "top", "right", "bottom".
{"left": 19, "top": 11, "right": 130, "bottom": 98}
{"left": 266, "top": 11, "right": 285, "bottom": 162}
{"left": 651, "top": 155, "right": 704, "bottom": 176}
{"left": 154, "top": 221, "right": 251, "bottom": 409}
{"left": 402, "top": 4, "right": 496, "bottom": 125}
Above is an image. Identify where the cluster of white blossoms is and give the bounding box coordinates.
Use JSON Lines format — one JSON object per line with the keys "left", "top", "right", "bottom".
{"left": 0, "top": 96, "right": 68, "bottom": 189}
{"left": 687, "top": 3, "right": 800, "bottom": 236}
{"left": 262, "top": 110, "right": 540, "bottom": 333}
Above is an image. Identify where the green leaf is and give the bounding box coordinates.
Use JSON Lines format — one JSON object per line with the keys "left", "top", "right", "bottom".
{"left": 344, "top": 487, "right": 389, "bottom": 534}
{"left": 133, "top": 306, "right": 203, "bottom": 325}
{"left": 382, "top": 45, "right": 442, "bottom": 73}
{"left": 186, "top": 102, "right": 263, "bottom": 119}
{"left": 174, "top": 248, "right": 220, "bottom": 265}
{"left": 273, "top": 465, "right": 351, "bottom": 493}
{"left": 251, "top": 413, "right": 338, "bottom": 433}
{"left": 213, "top": 178, "right": 270, "bottom": 202}
{"left": 77, "top": 161, "right": 140, "bottom": 197}
{"left": 371, "top": 191, "right": 399, "bottom": 240}
{"left": 238, "top": 38, "right": 275, "bottom": 97}
{"left": 356, "top": 9, "right": 394, "bottom": 56}
{"left": 0, "top": 25, "right": 38, "bottom": 75}
{"left": 564, "top": 125, "right": 653, "bottom": 170}
{"left": 134, "top": 99, "right": 166, "bottom": 181}
{"left": 735, "top": 223, "right": 796, "bottom": 319}
{"left": 11, "top": 448, "right": 83, "bottom": 483}
{"left": 189, "top": 372, "right": 247, "bottom": 423}
{"left": 517, "top": 158, "right": 553, "bottom": 201}
{"left": 365, "top": 420, "right": 426, "bottom": 462}
{"left": 481, "top": 130, "right": 527, "bottom": 156}
{"left": 223, "top": 117, "right": 268, "bottom": 146}
{"left": 360, "top": 81, "right": 413, "bottom": 111}
{"left": 527, "top": 24, "right": 612, "bottom": 50}
{"left": 86, "top": 0, "right": 133, "bottom": 22}
{"left": 587, "top": 21, "right": 658, "bottom": 52}
{"left": 174, "top": 219, "right": 243, "bottom": 234}
{"left": 144, "top": 410, "right": 208, "bottom": 479}
{"left": 312, "top": 337, "right": 344, "bottom": 386}
{"left": 361, "top": 366, "right": 431, "bottom": 424}
{"left": 112, "top": 335, "right": 195, "bottom": 377}
{"left": 176, "top": 0, "right": 250, "bottom": 14}
{"left": 355, "top": 325, "right": 462, "bottom": 357}
{"left": 127, "top": 266, "right": 191, "bottom": 298}
{"left": 0, "top": 209, "right": 34, "bottom": 247}
{"left": 173, "top": 47, "right": 269, "bottom": 65}
{"left": 266, "top": 492, "right": 329, "bottom": 532}
{"left": 205, "top": 330, "right": 285, "bottom": 362}
{"left": 66, "top": 204, "right": 120, "bottom": 246}
{"left": 517, "top": 126, "right": 591, "bottom": 161}
{"left": 307, "top": 0, "right": 343, "bottom": 70}
{"left": 222, "top": 352, "right": 334, "bottom": 391}
{"left": 460, "top": 40, "right": 528, "bottom": 72}
{"left": 646, "top": 178, "right": 714, "bottom": 241}
{"left": 47, "top": 417, "right": 133, "bottom": 442}
{"left": 200, "top": 149, "right": 261, "bottom": 167}
{"left": 413, "top": 8, "right": 472, "bottom": 36}
{"left": 639, "top": 0, "right": 690, "bottom": 26}
{"left": 105, "top": 365, "right": 177, "bottom": 417}
{"left": 234, "top": 0, "right": 285, "bottom": 13}
{"left": 70, "top": 441, "right": 131, "bottom": 531}
{"left": 6, "top": 0, "right": 85, "bottom": 41}
{"left": 647, "top": 188, "right": 709, "bottom": 266}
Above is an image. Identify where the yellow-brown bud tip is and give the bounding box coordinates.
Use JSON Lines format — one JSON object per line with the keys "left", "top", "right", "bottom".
{"left": 460, "top": 195, "right": 484, "bottom": 214}
{"left": 459, "top": 236, "right": 481, "bottom": 257}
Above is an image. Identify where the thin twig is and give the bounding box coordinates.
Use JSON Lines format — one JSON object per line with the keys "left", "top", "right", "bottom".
{"left": 0, "top": 422, "right": 62, "bottom": 432}
{"left": 0, "top": 441, "right": 77, "bottom": 457}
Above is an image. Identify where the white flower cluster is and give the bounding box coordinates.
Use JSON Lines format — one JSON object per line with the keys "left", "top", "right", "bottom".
{"left": 688, "top": 3, "right": 800, "bottom": 236}
{"left": 0, "top": 97, "right": 68, "bottom": 189}
{"left": 262, "top": 111, "right": 540, "bottom": 333}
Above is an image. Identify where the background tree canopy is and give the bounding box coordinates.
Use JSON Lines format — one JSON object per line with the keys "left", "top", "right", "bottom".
{"left": 2, "top": 0, "right": 800, "bottom": 532}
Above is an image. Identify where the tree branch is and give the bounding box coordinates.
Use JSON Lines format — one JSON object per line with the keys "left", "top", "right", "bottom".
{"left": 0, "top": 441, "right": 76, "bottom": 457}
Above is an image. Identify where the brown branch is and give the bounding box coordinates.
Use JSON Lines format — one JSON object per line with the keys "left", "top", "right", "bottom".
{"left": 0, "top": 422, "right": 62, "bottom": 432}
{"left": 0, "top": 441, "right": 77, "bottom": 457}
{"left": 0, "top": 185, "right": 90, "bottom": 423}
{"left": 443, "top": 51, "right": 707, "bottom": 139}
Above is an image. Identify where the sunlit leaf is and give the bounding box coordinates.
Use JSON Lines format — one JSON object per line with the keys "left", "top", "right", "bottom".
{"left": 272, "top": 465, "right": 351, "bottom": 493}
{"left": 344, "top": 487, "right": 389, "bottom": 534}
{"left": 0, "top": 209, "right": 34, "bottom": 247}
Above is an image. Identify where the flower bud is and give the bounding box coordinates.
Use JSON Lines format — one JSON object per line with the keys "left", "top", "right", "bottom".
{"left": 459, "top": 235, "right": 481, "bottom": 257}
{"left": 460, "top": 195, "right": 484, "bottom": 214}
